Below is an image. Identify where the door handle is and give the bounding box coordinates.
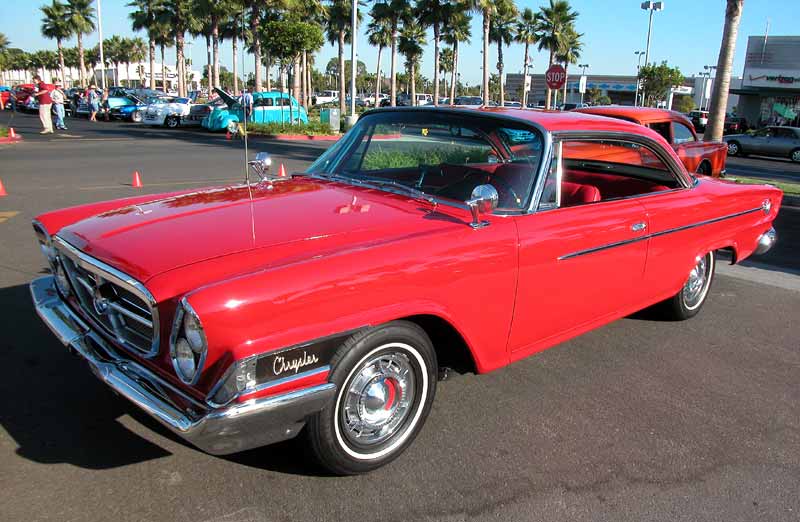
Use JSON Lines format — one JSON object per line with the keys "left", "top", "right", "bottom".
{"left": 631, "top": 222, "right": 647, "bottom": 232}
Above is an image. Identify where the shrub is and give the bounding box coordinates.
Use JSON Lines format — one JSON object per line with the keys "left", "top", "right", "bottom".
{"left": 0, "top": 126, "right": 7, "bottom": 138}
{"left": 244, "top": 120, "right": 336, "bottom": 136}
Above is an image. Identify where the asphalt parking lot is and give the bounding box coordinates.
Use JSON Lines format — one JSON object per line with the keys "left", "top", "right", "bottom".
{"left": 1, "top": 112, "right": 798, "bottom": 522}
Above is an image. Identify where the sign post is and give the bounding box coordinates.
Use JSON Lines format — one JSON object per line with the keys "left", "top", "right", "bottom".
{"left": 579, "top": 75, "right": 587, "bottom": 104}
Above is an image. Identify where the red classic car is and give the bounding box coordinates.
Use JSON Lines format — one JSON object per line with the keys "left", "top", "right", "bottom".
{"left": 575, "top": 106, "right": 728, "bottom": 177}
{"left": 30, "top": 107, "right": 780, "bottom": 475}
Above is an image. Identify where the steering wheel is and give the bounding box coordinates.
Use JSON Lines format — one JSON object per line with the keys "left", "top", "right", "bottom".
{"left": 459, "top": 166, "right": 522, "bottom": 208}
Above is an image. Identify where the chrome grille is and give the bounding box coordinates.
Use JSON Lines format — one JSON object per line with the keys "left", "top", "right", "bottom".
{"left": 54, "top": 237, "right": 159, "bottom": 357}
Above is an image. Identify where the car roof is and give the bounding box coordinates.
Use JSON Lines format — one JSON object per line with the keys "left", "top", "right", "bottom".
{"left": 574, "top": 105, "right": 694, "bottom": 126}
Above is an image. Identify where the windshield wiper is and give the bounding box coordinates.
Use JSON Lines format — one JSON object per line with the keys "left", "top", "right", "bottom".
{"left": 308, "top": 173, "right": 437, "bottom": 206}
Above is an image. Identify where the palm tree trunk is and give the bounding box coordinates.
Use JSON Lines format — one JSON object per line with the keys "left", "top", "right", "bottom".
{"left": 450, "top": 41, "right": 458, "bottom": 102}
{"left": 307, "top": 61, "right": 313, "bottom": 105}
{"left": 390, "top": 23, "right": 398, "bottom": 107}
{"left": 498, "top": 41, "right": 505, "bottom": 106}
{"left": 211, "top": 15, "right": 220, "bottom": 88}
{"left": 293, "top": 56, "right": 301, "bottom": 103}
{"left": 482, "top": 10, "right": 490, "bottom": 105}
{"left": 562, "top": 63, "right": 568, "bottom": 103}
{"left": 522, "top": 42, "right": 530, "bottom": 106}
{"left": 433, "top": 24, "right": 440, "bottom": 106}
{"left": 374, "top": 45, "right": 382, "bottom": 105}
{"left": 704, "top": 0, "right": 744, "bottom": 141}
{"left": 57, "top": 39, "right": 66, "bottom": 86}
{"left": 410, "top": 62, "right": 416, "bottom": 106}
{"left": 206, "top": 34, "right": 212, "bottom": 93}
{"left": 338, "top": 30, "right": 346, "bottom": 116}
{"left": 176, "top": 33, "right": 186, "bottom": 96}
{"left": 148, "top": 38, "right": 156, "bottom": 89}
{"left": 161, "top": 44, "right": 167, "bottom": 92}
{"left": 126, "top": 62, "right": 131, "bottom": 88}
{"left": 251, "top": 6, "right": 262, "bottom": 92}
{"left": 266, "top": 54, "right": 272, "bottom": 91}
{"left": 77, "top": 32, "right": 86, "bottom": 87}
{"left": 302, "top": 50, "right": 308, "bottom": 107}
{"left": 545, "top": 50, "right": 554, "bottom": 109}
{"left": 232, "top": 31, "right": 239, "bottom": 94}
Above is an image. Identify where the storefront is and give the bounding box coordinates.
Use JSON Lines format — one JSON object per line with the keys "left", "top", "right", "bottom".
{"left": 733, "top": 36, "right": 800, "bottom": 127}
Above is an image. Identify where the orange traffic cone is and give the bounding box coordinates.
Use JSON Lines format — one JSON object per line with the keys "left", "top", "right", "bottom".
{"left": 0, "top": 178, "right": 7, "bottom": 196}
{"left": 132, "top": 170, "right": 143, "bottom": 188}
{"left": 278, "top": 163, "right": 287, "bottom": 177}
{"left": 8, "top": 128, "right": 17, "bottom": 139}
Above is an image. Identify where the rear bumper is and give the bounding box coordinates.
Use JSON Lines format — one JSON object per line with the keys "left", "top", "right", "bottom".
{"left": 754, "top": 227, "right": 777, "bottom": 255}
{"left": 30, "top": 276, "right": 336, "bottom": 455}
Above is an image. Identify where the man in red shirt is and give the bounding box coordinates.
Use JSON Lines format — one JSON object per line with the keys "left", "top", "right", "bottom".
{"left": 33, "top": 74, "right": 54, "bottom": 134}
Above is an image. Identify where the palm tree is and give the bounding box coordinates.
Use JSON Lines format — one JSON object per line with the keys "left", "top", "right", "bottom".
{"left": 159, "top": 0, "right": 197, "bottom": 97}
{"left": 439, "top": 47, "right": 453, "bottom": 96}
{"left": 489, "top": 2, "right": 516, "bottom": 106}
{"left": 416, "top": 0, "right": 451, "bottom": 106}
{"left": 221, "top": 12, "right": 242, "bottom": 94}
{"left": 41, "top": 0, "right": 72, "bottom": 86}
{"left": 65, "top": 0, "right": 96, "bottom": 88}
{"left": 399, "top": 21, "right": 425, "bottom": 106}
{"left": 467, "top": 0, "right": 502, "bottom": 105}
{"left": 372, "top": 0, "right": 412, "bottom": 107}
{"left": 442, "top": 5, "right": 471, "bottom": 103}
{"left": 326, "top": 0, "right": 361, "bottom": 115}
{"left": 366, "top": 12, "right": 391, "bottom": 105}
{"left": 152, "top": 21, "right": 173, "bottom": 92}
{"left": 196, "top": 0, "right": 232, "bottom": 90}
{"left": 556, "top": 28, "right": 582, "bottom": 106}
{"left": 537, "top": 0, "right": 578, "bottom": 109}
{"left": 0, "top": 33, "right": 10, "bottom": 85}
{"left": 104, "top": 35, "right": 126, "bottom": 85}
{"left": 128, "top": 0, "right": 161, "bottom": 90}
{"left": 515, "top": 7, "right": 540, "bottom": 107}
{"left": 128, "top": 37, "right": 147, "bottom": 87}
{"left": 704, "top": 0, "right": 744, "bottom": 141}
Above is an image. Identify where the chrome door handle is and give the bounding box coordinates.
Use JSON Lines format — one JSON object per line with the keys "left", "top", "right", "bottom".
{"left": 631, "top": 222, "right": 647, "bottom": 232}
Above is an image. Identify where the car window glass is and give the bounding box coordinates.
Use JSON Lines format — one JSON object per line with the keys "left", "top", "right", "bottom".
{"left": 254, "top": 97, "right": 273, "bottom": 107}
{"left": 540, "top": 138, "right": 680, "bottom": 209}
{"left": 648, "top": 122, "right": 671, "bottom": 142}
{"left": 755, "top": 128, "right": 773, "bottom": 137}
{"left": 672, "top": 122, "right": 696, "bottom": 144}
{"left": 774, "top": 128, "right": 794, "bottom": 138}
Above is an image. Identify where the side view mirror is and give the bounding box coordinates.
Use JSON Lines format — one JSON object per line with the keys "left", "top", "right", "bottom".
{"left": 247, "top": 151, "right": 272, "bottom": 182}
{"left": 466, "top": 184, "right": 499, "bottom": 229}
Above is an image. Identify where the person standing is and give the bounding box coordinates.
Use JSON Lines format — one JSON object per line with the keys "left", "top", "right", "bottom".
{"left": 33, "top": 74, "right": 54, "bottom": 134}
{"left": 242, "top": 88, "right": 254, "bottom": 121}
{"left": 102, "top": 88, "right": 110, "bottom": 121}
{"left": 51, "top": 83, "right": 67, "bottom": 130}
{"left": 87, "top": 84, "right": 100, "bottom": 122}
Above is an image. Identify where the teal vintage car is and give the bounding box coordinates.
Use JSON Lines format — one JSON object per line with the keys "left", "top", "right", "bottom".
{"left": 202, "top": 87, "right": 308, "bottom": 132}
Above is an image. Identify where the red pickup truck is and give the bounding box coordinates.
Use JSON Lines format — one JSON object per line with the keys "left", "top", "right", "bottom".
{"left": 575, "top": 106, "right": 728, "bottom": 177}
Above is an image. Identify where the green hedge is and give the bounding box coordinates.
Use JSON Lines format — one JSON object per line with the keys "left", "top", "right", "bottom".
{"left": 362, "top": 146, "right": 490, "bottom": 170}
{"left": 244, "top": 120, "right": 337, "bottom": 136}
{"left": 0, "top": 126, "right": 8, "bottom": 138}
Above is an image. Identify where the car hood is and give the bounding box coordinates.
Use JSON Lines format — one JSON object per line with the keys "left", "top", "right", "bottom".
{"left": 58, "top": 177, "right": 445, "bottom": 284}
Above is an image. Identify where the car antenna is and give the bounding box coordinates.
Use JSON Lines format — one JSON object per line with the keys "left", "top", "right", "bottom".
{"left": 240, "top": 7, "right": 256, "bottom": 244}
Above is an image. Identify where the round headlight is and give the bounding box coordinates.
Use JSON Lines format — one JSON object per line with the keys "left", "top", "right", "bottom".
{"left": 174, "top": 338, "right": 196, "bottom": 381}
{"left": 54, "top": 259, "right": 71, "bottom": 297}
{"left": 183, "top": 312, "right": 205, "bottom": 353}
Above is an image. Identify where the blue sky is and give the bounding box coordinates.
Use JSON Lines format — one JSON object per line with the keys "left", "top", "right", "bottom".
{"left": 2, "top": 0, "right": 796, "bottom": 85}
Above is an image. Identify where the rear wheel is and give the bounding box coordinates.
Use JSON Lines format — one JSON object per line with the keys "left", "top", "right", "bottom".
{"left": 657, "top": 251, "right": 715, "bottom": 320}
{"left": 791, "top": 149, "right": 800, "bottom": 163}
{"left": 696, "top": 161, "right": 711, "bottom": 175}
{"left": 165, "top": 115, "right": 180, "bottom": 128}
{"left": 307, "top": 321, "right": 437, "bottom": 475}
{"left": 726, "top": 141, "right": 741, "bottom": 156}
{"left": 131, "top": 110, "right": 143, "bottom": 123}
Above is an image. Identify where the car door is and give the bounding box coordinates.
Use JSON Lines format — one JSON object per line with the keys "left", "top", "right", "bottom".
{"left": 508, "top": 136, "right": 657, "bottom": 356}
{"left": 745, "top": 128, "right": 773, "bottom": 155}
{"left": 771, "top": 127, "right": 800, "bottom": 157}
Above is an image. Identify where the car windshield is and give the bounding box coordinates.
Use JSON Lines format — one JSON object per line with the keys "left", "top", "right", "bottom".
{"left": 306, "top": 110, "right": 545, "bottom": 210}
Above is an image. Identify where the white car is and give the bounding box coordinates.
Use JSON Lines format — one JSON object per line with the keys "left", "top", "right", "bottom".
{"left": 138, "top": 96, "right": 193, "bottom": 128}
{"left": 313, "top": 90, "right": 339, "bottom": 105}
{"left": 415, "top": 93, "right": 433, "bottom": 106}
{"left": 363, "top": 93, "right": 388, "bottom": 107}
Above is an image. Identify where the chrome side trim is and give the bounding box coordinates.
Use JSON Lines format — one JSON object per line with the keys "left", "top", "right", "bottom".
{"left": 558, "top": 206, "right": 763, "bottom": 260}
{"left": 52, "top": 236, "right": 160, "bottom": 358}
{"left": 249, "top": 365, "right": 331, "bottom": 395}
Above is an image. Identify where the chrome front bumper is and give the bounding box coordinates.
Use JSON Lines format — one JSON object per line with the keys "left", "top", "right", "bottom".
{"left": 30, "top": 276, "right": 336, "bottom": 455}
{"left": 754, "top": 227, "right": 777, "bottom": 255}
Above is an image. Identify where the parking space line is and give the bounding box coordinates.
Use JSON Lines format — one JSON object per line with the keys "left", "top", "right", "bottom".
{"left": 0, "top": 211, "right": 20, "bottom": 224}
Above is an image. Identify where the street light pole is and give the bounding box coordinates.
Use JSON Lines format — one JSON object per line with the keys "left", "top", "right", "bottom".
{"left": 634, "top": 50, "right": 645, "bottom": 106}
{"left": 96, "top": 0, "right": 106, "bottom": 89}
{"left": 641, "top": 1, "right": 664, "bottom": 68}
{"left": 578, "top": 63, "right": 589, "bottom": 104}
{"left": 703, "top": 64, "right": 717, "bottom": 111}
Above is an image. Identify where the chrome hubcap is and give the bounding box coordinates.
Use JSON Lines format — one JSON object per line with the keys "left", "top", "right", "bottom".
{"left": 792, "top": 150, "right": 800, "bottom": 162}
{"left": 341, "top": 353, "right": 415, "bottom": 447}
{"left": 683, "top": 255, "right": 710, "bottom": 309}
{"left": 727, "top": 143, "right": 737, "bottom": 154}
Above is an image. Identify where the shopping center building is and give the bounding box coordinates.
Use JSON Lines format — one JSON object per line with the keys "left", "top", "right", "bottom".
{"left": 732, "top": 35, "right": 800, "bottom": 127}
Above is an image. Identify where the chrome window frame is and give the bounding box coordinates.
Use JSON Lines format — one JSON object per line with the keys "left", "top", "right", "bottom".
{"left": 52, "top": 235, "right": 161, "bottom": 358}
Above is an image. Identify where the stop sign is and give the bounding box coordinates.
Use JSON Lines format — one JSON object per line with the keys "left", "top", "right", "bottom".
{"left": 545, "top": 64, "right": 567, "bottom": 90}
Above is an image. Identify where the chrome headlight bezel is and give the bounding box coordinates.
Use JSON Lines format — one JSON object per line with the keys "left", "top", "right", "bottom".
{"left": 170, "top": 298, "right": 207, "bottom": 384}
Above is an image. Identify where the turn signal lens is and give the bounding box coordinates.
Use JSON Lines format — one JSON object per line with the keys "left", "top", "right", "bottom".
{"left": 174, "top": 338, "right": 196, "bottom": 381}
{"left": 54, "top": 259, "right": 71, "bottom": 297}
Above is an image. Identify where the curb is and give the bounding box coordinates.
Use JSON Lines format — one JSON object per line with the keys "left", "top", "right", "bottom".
{"left": 258, "top": 134, "right": 340, "bottom": 141}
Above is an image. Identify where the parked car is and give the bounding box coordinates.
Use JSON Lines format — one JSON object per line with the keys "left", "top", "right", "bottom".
{"left": 30, "top": 107, "right": 780, "bottom": 475}
{"left": 689, "top": 110, "right": 709, "bottom": 131}
{"left": 185, "top": 97, "right": 227, "bottom": 126}
{"left": 108, "top": 94, "right": 148, "bottom": 122}
{"left": 560, "top": 102, "right": 588, "bottom": 111}
{"left": 575, "top": 106, "right": 728, "bottom": 176}
{"left": 503, "top": 101, "right": 523, "bottom": 108}
{"left": 13, "top": 84, "right": 43, "bottom": 112}
{"left": 379, "top": 93, "right": 412, "bottom": 107}
{"left": 724, "top": 126, "right": 800, "bottom": 163}
{"left": 723, "top": 115, "right": 749, "bottom": 134}
{"left": 415, "top": 93, "right": 433, "bottom": 106}
{"left": 313, "top": 90, "right": 339, "bottom": 105}
{"left": 0, "top": 86, "right": 11, "bottom": 107}
{"left": 138, "top": 96, "right": 193, "bottom": 127}
{"left": 202, "top": 88, "right": 308, "bottom": 132}
{"left": 453, "top": 96, "right": 483, "bottom": 106}
{"left": 363, "top": 93, "right": 388, "bottom": 107}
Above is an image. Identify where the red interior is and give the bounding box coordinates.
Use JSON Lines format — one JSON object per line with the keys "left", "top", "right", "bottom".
{"left": 564, "top": 169, "right": 670, "bottom": 200}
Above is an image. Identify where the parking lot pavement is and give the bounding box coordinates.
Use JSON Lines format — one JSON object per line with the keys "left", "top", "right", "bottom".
{"left": 1, "top": 113, "right": 799, "bottom": 522}
{"left": 725, "top": 155, "right": 800, "bottom": 182}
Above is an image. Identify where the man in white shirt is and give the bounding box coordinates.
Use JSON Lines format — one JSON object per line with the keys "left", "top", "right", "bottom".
{"left": 51, "top": 83, "right": 67, "bottom": 130}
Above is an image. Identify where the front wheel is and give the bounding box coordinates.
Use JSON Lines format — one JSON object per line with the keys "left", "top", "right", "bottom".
{"left": 726, "top": 141, "right": 741, "bottom": 156}
{"left": 131, "top": 110, "right": 143, "bottom": 123}
{"left": 165, "top": 115, "right": 180, "bottom": 128}
{"left": 307, "top": 321, "right": 437, "bottom": 475}
{"left": 658, "top": 251, "right": 716, "bottom": 320}
{"left": 790, "top": 148, "right": 800, "bottom": 163}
